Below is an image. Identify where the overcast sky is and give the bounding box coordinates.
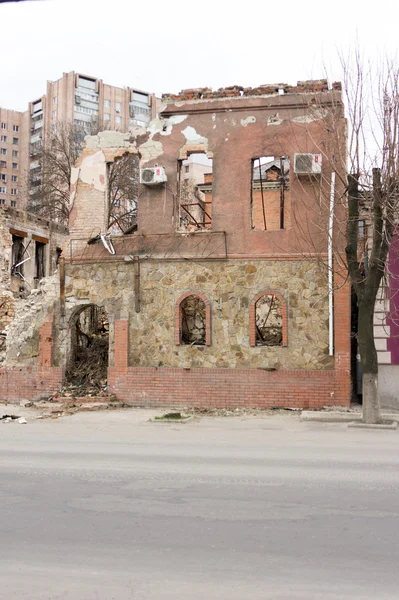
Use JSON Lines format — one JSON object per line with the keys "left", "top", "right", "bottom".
{"left": 1, "top": 0, "right": 399, "bottom": 111}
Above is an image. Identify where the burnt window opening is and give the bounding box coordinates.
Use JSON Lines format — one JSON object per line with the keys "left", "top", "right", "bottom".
{"left": 251, "top": 156, "right": 290, "bottom": 231}
{"left": 255, "top": 294, "right": 283, "bottom": 346}
{"left": 34, "top": 241, "right": 46, "bottom": 280}
{"left": 55, "top": 247, "right": 62, "bottom": 266}
{"left": 11, "top": 235, "right": 27, "bottom": 277}
{"left": 179, "top": 153, "right": 213, "bottom": 231}
{"left": 107, "top": 153, "right": 139, "bottom": 235}
{"left": 66, "top": 305, "right": 109, "bottom": 392}
{"left": 180, "top": 295, "right": 207, "bottom": 345}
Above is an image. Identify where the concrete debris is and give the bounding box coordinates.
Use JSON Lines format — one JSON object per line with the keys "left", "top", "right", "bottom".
{"left": 20, "top": 400, "right": 33, "bottom": 408}
{"left": 1, "top": 414, "right": 20, "bottom": 421}
{"left": 17, "top": 417, "right": 27, "bottom": 424}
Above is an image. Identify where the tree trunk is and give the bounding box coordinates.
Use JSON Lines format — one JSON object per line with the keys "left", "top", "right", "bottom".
{"left": 358, "top": 298, "right": 381, "bottom": 423}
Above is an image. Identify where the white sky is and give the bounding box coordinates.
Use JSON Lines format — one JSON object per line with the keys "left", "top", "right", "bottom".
{"left": 1, "top": 0, "right": 399, "bottom": 111}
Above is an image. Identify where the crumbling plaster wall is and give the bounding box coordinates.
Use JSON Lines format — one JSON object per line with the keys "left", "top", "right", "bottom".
{"left": 67, "top": 84, "right": 346, "bottom": 260}
{"left": 4, "top": 274, "right": 59, "bottom": 366}
{"left": 63, "top": 259, "right": 331, "bottom": 371}
{"left": 69, "top": 132, "right": 139, "bottom": 246}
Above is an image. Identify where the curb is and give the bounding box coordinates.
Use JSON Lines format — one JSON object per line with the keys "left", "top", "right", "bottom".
{"left": 301, "top": 411, "right": 399, "bottom": 423}
{"left": 348, "top": 421, "right": 398, "bottom": 430}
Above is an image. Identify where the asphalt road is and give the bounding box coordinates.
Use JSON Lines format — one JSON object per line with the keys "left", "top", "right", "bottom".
{"left": 1, "top": 408, "right": 399, "bottom": 599}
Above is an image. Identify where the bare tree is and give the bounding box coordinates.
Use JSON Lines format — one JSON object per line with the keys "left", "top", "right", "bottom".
{"left": 29, "top": 121, "right": 90, "bottom": 224}
{"left": 343, "top": 58, "right": 399, "bottom": 423}
{"left": 287, "top": 56, "right": 399, "bottom": 423}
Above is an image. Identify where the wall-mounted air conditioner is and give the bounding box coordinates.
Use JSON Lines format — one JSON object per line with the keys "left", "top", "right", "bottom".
{"left": 294, "top": 153, "right": 322, "bottom": 175}
{"left": 140, "top": 166, "right": 167, "bottom": 186}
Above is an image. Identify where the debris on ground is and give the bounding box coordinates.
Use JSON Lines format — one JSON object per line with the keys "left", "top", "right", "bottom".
{"left": 1, "top": 414, "right": 20, "bottom": 422}
{"left": 55, "top": 379, "right": 109, "bottom": 399}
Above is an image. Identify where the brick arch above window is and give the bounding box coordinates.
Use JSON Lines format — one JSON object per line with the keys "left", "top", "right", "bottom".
{"left": 175, "top": 291, "right": 212, "bottom": 346}
{"left": 250, "top": 290, "right": 288, "bottom": 347}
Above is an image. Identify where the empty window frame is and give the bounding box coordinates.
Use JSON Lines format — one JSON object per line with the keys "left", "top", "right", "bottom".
{"left": 250, "top": 291, "right": 288, "bottom": 347}
{"left": 11, "top": 235, "right": 27, "bottom": 276}
{"left": 251, "top": 156, "right": 290, "bottom": 231}
{"left": 176, "top": 293, "right": 211, "bottom": 346}
{"left": 35, "top": 241, "right": 46, "bottom": 280}
{"left": 178, "top": 153, "right": 213, "bottom": 231}
{"left": 13, "top": 125, "right": 19, "bottom": 132}
{"left": 11, "top": 200, "right": 16, "bottom": 207}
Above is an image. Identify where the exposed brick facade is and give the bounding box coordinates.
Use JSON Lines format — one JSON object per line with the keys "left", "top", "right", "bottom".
{"left": 0, "top": 318, "right": 63, "bottom": 402}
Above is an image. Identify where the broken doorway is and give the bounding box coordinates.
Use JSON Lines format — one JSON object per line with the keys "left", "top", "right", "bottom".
{"left": 65, "top": 305, "right": 109, "bottom": 394}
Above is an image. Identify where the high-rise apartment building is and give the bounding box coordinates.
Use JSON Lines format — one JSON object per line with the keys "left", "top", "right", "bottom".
{"left": 0, "top": 108, "right": 29, "bottom": 209}
{"left": 1, "top": 72, "right": 157, "bottom": 211}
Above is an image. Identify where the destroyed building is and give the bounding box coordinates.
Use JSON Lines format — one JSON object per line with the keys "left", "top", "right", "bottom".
{"left": 0, "top": 207, "right": 67, "bottom": 362}
{"left": 0, "top": 81, "right": 351, "bottom": 408}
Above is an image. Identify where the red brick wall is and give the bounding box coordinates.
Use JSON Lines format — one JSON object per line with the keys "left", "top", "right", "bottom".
{"left": 0, "top": 318, "right": 63, "bottom": 402}
{"left": 108, "top": 366, "right": 347, "bottom": 409}
{"left": 252, "top": 188, "right": 291, "bottom": 231}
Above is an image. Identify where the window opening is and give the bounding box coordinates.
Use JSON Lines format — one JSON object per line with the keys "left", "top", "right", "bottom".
{"left": 180, "top": 295, "right": 206, "bottom": 345}
{"left": 55, "top": 247, "right": 62, "bottom": 266}
{"left": 251, "top": 156, "right": 290, "bottom": 231}
{"left": 107, "top": 153, "right": 139, "bottom": 235}
{"left": 255, "top": 293, "right": 283, "bottom": 346}
{"left": 11, "top": 236, "right": 30, "bottom": 278}
{"left": 179, "top": 153, "right": 213, "bottom": 231}
{"left": 35, "top": 241, "right": 46, "bottom": 280}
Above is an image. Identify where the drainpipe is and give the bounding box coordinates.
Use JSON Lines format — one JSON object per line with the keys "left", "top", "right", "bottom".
{"left": 328, "top": 172, "right": 336, "bottom": 356}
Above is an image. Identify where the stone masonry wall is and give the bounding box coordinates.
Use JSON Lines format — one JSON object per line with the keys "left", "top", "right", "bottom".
{"left": 63, "top": 258, "right": 332, "bottom": 372}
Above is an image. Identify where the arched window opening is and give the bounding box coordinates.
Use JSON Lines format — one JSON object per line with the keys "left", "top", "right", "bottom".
{"left": 255, "top": 293, "right": 283, "bottom": 346}
{"left": 181, "top": 295, "right": 206, "bottom": 345}
{"left": 65, "top": 304, "right": 109, "bottom": 392}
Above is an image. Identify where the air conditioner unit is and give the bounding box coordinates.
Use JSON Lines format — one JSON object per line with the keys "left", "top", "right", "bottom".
{"left": 294, "top": 153, "right": 322, "bottom": 175}
{"left": 140, "top": 166, "right": 167, "bottom": 186}
{"left": 75, "top": 96, "right": 81, "bottom": 104}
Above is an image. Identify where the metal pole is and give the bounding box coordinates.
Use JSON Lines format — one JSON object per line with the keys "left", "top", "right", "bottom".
{"left": 328, "top": 172, "right": 336, "bottom": 356}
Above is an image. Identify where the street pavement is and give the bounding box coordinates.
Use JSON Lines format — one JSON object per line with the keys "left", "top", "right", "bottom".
{"left": 1, "top": 408, "right": 399, "bottom": 599}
